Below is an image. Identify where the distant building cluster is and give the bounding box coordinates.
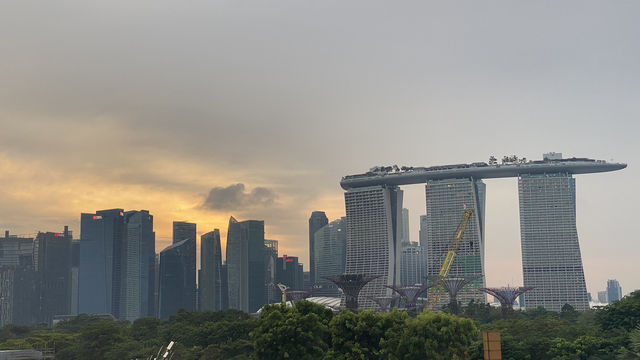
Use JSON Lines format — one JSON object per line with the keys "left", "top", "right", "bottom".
{"left": 0, "top": 208, "right": 350, "bottom": 325}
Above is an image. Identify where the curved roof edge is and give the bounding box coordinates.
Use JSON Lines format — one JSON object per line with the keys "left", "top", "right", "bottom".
{"left": 340, "top": 159, "right": 626, "bottom": 190}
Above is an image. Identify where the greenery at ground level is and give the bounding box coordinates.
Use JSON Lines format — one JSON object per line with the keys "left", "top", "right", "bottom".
{"left": 0, "top": 291, "right": 638, "bottom": 360}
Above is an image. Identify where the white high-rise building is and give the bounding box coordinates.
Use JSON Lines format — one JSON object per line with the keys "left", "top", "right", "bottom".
{"left": 424, "top": 178, "right": 486, "bottom": 307}
{"left": 519, "top": 173, "right": 589, "bottom": 311}
{"left": 344, "top": 185, "right": 403, "bottom": 309}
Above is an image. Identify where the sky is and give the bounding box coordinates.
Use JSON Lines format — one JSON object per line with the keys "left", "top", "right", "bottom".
{"left": 1, "top": 1, "right": 638, "bottom": 296}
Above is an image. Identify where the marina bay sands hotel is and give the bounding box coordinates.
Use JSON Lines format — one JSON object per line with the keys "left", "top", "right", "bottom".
{"left": 340, "top": 153, "right": 626, "bottom": 311}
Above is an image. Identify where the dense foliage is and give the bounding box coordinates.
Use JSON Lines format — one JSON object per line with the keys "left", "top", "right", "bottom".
{"left": 0, "top": 290, "right": 638, "bottom": 360}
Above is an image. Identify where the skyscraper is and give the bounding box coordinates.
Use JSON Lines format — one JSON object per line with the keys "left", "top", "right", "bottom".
{"left": 120, "top": 211, "right": 155, "bottom": 321}
{"left": 314, "top": 217, "right": 347, "bottom": 297}
{"left": 419, "top": 215, "right": 428, "bottom": 248}
{"left": 172, "top": 221, "right": 196, "bottom": 312}
{"left": 606, "top": 279, "right": 623, "bottom": 303}
{"left": 519, "top": 173, "right": 589, "bottom": 311}
{"left": 264, "top": 240, "right": 278, "bottom": 303}
{"left": 226, "top": 217, "right": 266, "bottom": 313}
{"left": 424, "top": 178, "right": 486, "bottom": 306}
{"left": 597, "top": 290, "right": 608, "bottom": 304}
{"left": 34, "top": 228, "right": 72, "bottom": 324}
{"left": 275, "top": 255, "right": 304, "bottom": 290}
{"left": 158, "top": 239, "right": 192, "bottom": 318}
{"left": 70, "top": 240, "right": 80, "bottom": 315}
{"left": 400, "top": 208, "right": 410, "bottom": 245}
{"left": 0, "top": 232, "right": 38, "bottom": 326}
{"left": 308, "top": 211, "right": 328, "bottom": 286}
{"left": 79, "top": 209, "right": 125, "bottom": 317}
{"left": 400, "top": 243, "right": 427, "bottom": 287}
{"left": 199, "top": 230, "right": 223, "bottom": 311}
{"left": 344, "top": 185, "right": 403, "bottom": 309}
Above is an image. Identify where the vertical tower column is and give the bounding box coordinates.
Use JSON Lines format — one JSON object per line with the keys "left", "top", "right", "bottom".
{"left": 518, "top": 173, "right": 589, "bottom": 311}
{"left": 344, "top": 185, "right": 403, "bottom": 309}
{"left": 424, "top": 178, "right": 486, "bottom": 309}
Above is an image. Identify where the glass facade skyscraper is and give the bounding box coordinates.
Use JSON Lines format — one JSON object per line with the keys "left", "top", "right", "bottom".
{"left": 80, "top": 209, "right": 155, "bottom": 321}
{"left": 314, "top": 218, "right": 347, "bottom": 297}
{"left": 199, "top": 229, "right": 223, "bottom": 311}
{"left": 308, "top": 211, "right": 328, "bottom": 285}
{"left": 344, "top": 185, "right": 403, "bottom": 309}
{"left": 121, "top": 211, "right": 155, "bottom": 321}
{"left": 34, "top": 229, "right": 72, "bottom": 325}
{"left": 400, "top": 243, "right": 427, "bottom": 287}
{"left": 424, "top": 178, "right": 486, "bottom": 307}
{"left": 226, "top": 217, "right": 266, "bottom": 313}
{"left": 79, "top": 209, "right": 125, "bottom": 317}
{"left": 275, "top": 255, "right": 304, "bottom": 290}
{"left": 158, "top": 239, "right": 192, "bottom": 318}
{"left": 519, "top": 173, "right": 589, "bottom": 311}
{"left": 172, "top": 221, "right": 196, "bottom": 312}
{"left": 606, "top": 279, "right": 622, "bottom": 304}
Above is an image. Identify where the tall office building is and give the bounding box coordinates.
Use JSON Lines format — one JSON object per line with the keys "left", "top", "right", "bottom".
{"left": 344, "top": 185, "right": 403, "bottom": 309}
{"left": 275, "top": 255, "right": 304, "bottom": 290}
{"left": 606, "top": 279, "right": 623, "bottom": 303}
{"left": 120, "top": 211, "right": 155, "bottom": 321}
{"left": 424, "top": 178, "right": 486, "bottom": 306}
{"left": 79, "top": 209, "right": 125, "bottom": 317}
{"left": 400, "top": 208, "right": 410, "bottom": 245}
{"left": 597, "top": 290, "right": 608, "bottom": 304}
{"left": 219, "top": 264, "right": 229, "bottom": 310}
{"left": 0, "top": 232, "right": 34, "bottom": 267}
{"left": 226, "top": 217, "right": 266, "bottom": 313}
{"left": 0, "top": 232, "right": 38, "bottom": 326}
{"left": 314, "top": 218, "right": 347, "bottom": 297}
{"left": 309, "top": 212, "right": 328, "bottom": 286}
{"left": 70, "top": 240, "right": 80, "bottom": 315}
{"left": 519, "top": 173, "right": 589, "bottom": 311}
{"left": 172, "top": 221, "right": 196, "bottom": 312}
{"left": 158, "top": 239, "right": 193, "bottom": 318}
{"left": 264, "top": 240, "right": 278, "bottom": 303}
{"left": 199, "top": 230, "right": 223, "bottom": 311}
{"left": 400, "top": 243, "right": 427, "bottom": 287}
{"left": 419, "top": 215, "right": 428, "bottom": 248}
{"left": 34, "top": 228, "right": 72, "bottom": 324}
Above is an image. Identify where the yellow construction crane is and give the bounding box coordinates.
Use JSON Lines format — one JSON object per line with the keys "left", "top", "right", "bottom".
{"left": 424, "top": 209, "right": 474, "bottom": 311}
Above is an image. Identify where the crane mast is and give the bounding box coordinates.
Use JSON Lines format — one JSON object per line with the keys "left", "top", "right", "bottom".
{"left": 424, "top": 209, "right": 474, "bottom": 311}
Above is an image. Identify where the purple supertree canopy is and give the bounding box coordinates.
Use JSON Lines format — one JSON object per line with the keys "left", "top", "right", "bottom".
{"left": 480, "top": 286, "right": 534, "bottom": 308}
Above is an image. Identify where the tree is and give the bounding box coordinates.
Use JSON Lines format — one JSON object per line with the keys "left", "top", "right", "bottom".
{"left": 327, "top": 309, "right": 408, "bottom": 360}
{"left": 381, "top": 311, "right": 479, "bottom": 360}
{"left": 251, "top": 301, "right": 333, "bottom": 360}
{"left": 597, "top": 291, "right": 640, "bottom": 332}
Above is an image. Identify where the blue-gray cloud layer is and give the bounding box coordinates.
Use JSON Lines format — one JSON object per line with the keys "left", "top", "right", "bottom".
{"left": 202, "top": 184, "right": 277, "bottom": 211}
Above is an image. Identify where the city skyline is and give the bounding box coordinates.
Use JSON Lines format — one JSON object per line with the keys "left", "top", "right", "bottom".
{"left": 2, "top": 1, "right": 639, "bottom": 297}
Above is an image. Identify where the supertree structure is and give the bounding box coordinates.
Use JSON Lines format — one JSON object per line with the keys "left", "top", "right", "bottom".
{"left": 367, "top": 295, "right": 399, "bottom": 313}
{"left": 386, "top": 283, "right": 434, "bottom": 313}
{"left": 322, "top": 274, "right": 382, "bottom": 312}
{"left": 441, "top": 275, "right": 484, "bottom": 315}
{"left": 480, "top": 286, "right": 534, "bottom": 317}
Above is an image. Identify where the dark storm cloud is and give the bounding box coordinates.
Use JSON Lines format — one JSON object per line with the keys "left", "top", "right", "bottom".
{"left": 202, "top": 184, "right": 277, "bottom": 211}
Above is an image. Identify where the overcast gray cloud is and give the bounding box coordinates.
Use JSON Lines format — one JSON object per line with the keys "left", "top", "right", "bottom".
{"left": 202, "top": 184, "right": 277, "bottom": 211}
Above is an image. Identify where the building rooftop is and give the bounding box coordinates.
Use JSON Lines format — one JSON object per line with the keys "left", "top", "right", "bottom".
{"left": 340, "top": 155, "right": 626, "bottom": 189}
